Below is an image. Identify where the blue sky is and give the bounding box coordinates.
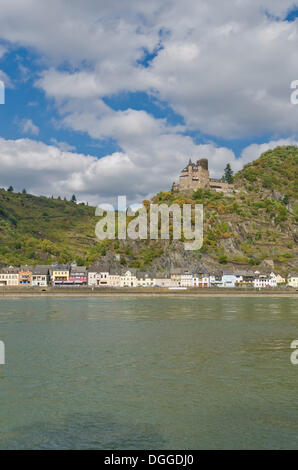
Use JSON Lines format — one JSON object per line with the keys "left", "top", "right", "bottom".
{"left": 0, "top": 1, "right": 297, "bottom": 204}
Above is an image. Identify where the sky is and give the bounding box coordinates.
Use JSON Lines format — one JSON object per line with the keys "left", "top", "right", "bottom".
{"left": 0, "top": 0, "right": 298, "bottom": 205}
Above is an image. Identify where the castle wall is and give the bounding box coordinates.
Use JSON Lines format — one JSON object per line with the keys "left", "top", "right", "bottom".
{"left": 209, "top": 180, "right": 233, "bottom": 191}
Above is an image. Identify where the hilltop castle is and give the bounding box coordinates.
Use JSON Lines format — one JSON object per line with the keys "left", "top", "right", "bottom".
{"left": 172, "top": 158, "right": 233, "bottom": 193}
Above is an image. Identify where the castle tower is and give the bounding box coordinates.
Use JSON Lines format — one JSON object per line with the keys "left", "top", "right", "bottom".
{"left": 178, "top": 157, "right": 210, "bottom": 190}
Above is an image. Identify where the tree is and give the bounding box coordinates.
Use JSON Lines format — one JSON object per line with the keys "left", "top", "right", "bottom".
{"left": 22, "top": 189, "right": 27, "bottom": 194}
{"left": 224, "top": 164, "right": 233, "bottom": 184}
{"left": 282, "top": 194, "right": 289, "bottom": 205}
{"left": 7, "top": 186, "right": 13, "bottom": 192}
{"left": 71, "top": 194, "right": 77, "bottom": 203}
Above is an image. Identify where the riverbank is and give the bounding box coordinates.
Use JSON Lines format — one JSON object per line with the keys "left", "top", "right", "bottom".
{"left": 0, "top": 286, "right": 297, "bottom": 298}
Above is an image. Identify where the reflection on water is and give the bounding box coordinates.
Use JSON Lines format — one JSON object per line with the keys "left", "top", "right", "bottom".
{"left": 0, "top": 297, "right": 297, "bottom": 449}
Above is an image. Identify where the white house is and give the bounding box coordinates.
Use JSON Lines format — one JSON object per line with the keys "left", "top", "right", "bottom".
{"left": 154, "top": 274, "right": 177, "bottom": 288}
{"left": 0, "top": 267, "right": 19, "bottom": 286}
{"left": 254, "top": 272, "right": 277, "bottom": 288}
{"left": 88, "top": 271, "right": 110, "bottom": 287}
{"left": 193, "top": 274, "right": 210, "bottom": 287}
{"left": 32, "top": 266, "right": 49, "bottom": 287}
{"left": 287, "top": 274, "right": 298, "bottom": 288}
{"left": 136, "top": 272, "right": 155, "bottom": 287}
{"left": 120, "top": 270, "right": 138, "bottom": 287}
{"left": 88, "top": 272, "right": 98, "bottom": 286}
{"left": 180, "top": 271, "right": 194, "bottom": 288}
{"left": 209, "top": 271, "right": 237, "bottom": 288}
{"left": 221, "top": 272, "right": 238, "bottom": 288}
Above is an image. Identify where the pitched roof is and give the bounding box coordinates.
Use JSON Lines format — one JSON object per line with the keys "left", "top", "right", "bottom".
{"left": 136, "top": 272, "right": 154, "bottom": 279}
{"left": 0, "top": 267, "right": 19, "bottom": 274}
{"left": 32, "top": 265, "right": 50, "bottom": 275}
{"left": 70, "top": 266, "right": 86, "bottom": 273}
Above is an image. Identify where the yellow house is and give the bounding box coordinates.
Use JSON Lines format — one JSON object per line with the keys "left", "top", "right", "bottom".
{"left": 51, "top": 266, "right": 70, "bottom": 284}
{"left": 276, "top": 274, "right": 286, "bottom": 284}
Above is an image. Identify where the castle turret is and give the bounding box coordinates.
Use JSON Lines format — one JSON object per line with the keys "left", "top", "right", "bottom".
{"left": 197, "top": 158, "right": 208, "bottom": 171}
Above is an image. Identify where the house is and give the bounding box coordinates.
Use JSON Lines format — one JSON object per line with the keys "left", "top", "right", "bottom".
{"left": 170, "top": 268, "right": 183, "bottom": 286}
{"left": 154, "top": 273, "right": 177, "bottom": 288}
{"left": 276, "top": 274, "right": 286, "bottom": 285}
{"left": 287, "top": 274, "right": 298, "bottom": 288}
{"left": 193, "top": 267, "right": 210, "bottom": 287}
{"left": 32, "top": 265, "right": 50, "bottom": 287}
{"left": 221, "top": 271, "right": 238, "bottom": 288}
{"left": 234, "top": 270, "right": 255, "bottom": 287}
{"left": 136, "top": 272, "right": 155, "bottom": 287}
{"left": 88, "top": 271, "right": 98, "bottom": 286}
{"left": 88, "top": 269, "right": 110, "bottom": 287}
{"left": 97, "top": 271, "right": 110, "bottom": 286}
{"left": 69, "top": 264, "right": 87, "bottom": 285}
{"left": 0, "top": 266, "right": 19, "bottom": 286}
{"left": 108, "top": 270, "right": 121, "bottom": 287}
{"left": 180, "top": 271, "right": 194, "bottom": 288}
{"left": 254, "top": 272, "right": 277, "bottom": 288}
{"left": 209, "top": 272, "right": 222, "bottom": 287}
{"left": 51, "top": 265, "right": 70, "bottom": 285}
{"left": 120, "top": 269, "right": 138, "bottom": 287}
{"left": 18, "top": 266, "right": 33, "bottom": 286}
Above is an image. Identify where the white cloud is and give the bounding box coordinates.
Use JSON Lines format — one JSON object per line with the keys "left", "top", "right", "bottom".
{"left": 237, "top": 138, "right": 298, "bottom": 165}
{"left": 25, "top": 0, "right": 298, "bottom": 139}
{"left": 0, "top": 1, "right": 296, "bottom": 138}
{"left": 0, "top": 0, "right": 297, "bottom": 201}
{"left": 0, "top": 135, "right": 295, "bottom": 205}
{"left": 19, "top": 118, "right": 40, "bottom": 136}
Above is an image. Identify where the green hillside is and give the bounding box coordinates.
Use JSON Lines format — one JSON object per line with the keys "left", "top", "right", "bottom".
{"left": 0, "top": 192, "right": 107, "bottom": 266}
{"left": 234, "top": 145, "right": 298, "bottom": 197}
{"left": 0, "top": 146, "right": 297, "bottom": 273}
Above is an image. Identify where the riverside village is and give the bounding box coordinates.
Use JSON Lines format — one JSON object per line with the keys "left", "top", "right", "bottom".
{"left": 0, "top": 158, "right": 297, "bottom": 291}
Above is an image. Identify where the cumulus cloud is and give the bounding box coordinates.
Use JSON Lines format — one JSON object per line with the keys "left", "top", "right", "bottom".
{"left": 0, "top": 1, "right": 297, "bottom": 201}
{"left": 0, "top": 136, "right": 295, "bottom": 205}
{"left": 19, "top": 118, "right": 40, "bottom": 136}
{"left": 0, "top": 1, "right": 296, "bottom": 138}
{"left": 26, "top": 0, "right": 298, "bottom": 139}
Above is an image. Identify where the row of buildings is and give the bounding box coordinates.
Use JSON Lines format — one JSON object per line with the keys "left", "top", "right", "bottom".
{"left": 0, "top": 263, "right": 297, "bottom": 289}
